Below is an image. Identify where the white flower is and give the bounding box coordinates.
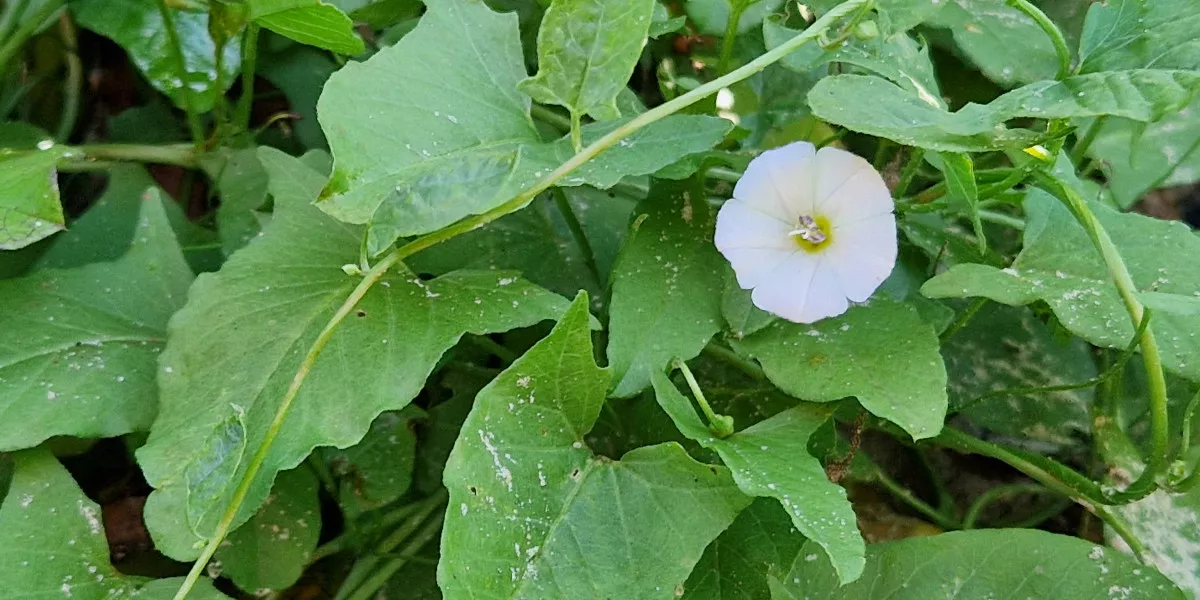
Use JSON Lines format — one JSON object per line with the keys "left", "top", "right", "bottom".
{"left": 714, "top": 142, "right": 897, "bottom": 324}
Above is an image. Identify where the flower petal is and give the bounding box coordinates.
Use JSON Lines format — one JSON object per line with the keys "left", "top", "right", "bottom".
{"left": 813, "top": 146, "right": 894, "bottom": 226}
{"left": 826, "top": 213, "right": 898, "bottom": 302}
{"left": 749, "top": 253, "right": 848, "bottom": 323}
{"left": 733, "top": 141, "right": 817, "bottom": 222}
{"left": 715, "top": 199, "right": 793, "bottom": 250}
{"left": 722, "top": 247, "right": 795, "bottom": 290}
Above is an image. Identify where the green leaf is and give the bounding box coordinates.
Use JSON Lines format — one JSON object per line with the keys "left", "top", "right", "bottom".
{"left": 211, "top": 147, "right": 271, "bottom": 255}
{"left": 0, "top": 148, "right": 68, "bottom": 250}
{"left": 1083, "top": 95, "right": 1200, "bottom": 208}
{"left": 809, "top": 70, "right": 1200, "bottom": 151}
{"left": 607, "top": 180, "right": 724, "bottom": 398}
{"left": 136, "top": 148, "right": 575, "bottom": 559}
{"left": 258, "top": 41, "right": 338, "bottom": 149}
{"left": 518, "top": 0, "right": 655, "bottom": 121}
{"left": 72, "top": 0, "right": 240, "bottom": 112}
{"left": 0, "top": 191, "right": 193, "bottom": 451}
{"left": 410, "top": 186, "right": 636, "bottom": 298}
{"left": 769, "top": 529, "right": 1184, "bottom": 599}
{"left": 32, "top": 166, "right": 219, "bottom": 274}
{"left": 440, "top": 295, "right": 753, "bottom": 599}
{"left": 1078, "top": 0, "right": 1200, "bottom": 74}
{"left": 317, "top": 0, "right": 730, "bottom": 247}
{"left": 730, "top": 300, "right": 948, "bottom": 440}
{"left": 0, "top": 448, "right": 232, "bottom": 599}
{"left": 1140, "top": 291, "right": 1200, "bottom": 316}
{"left": 807, "top": 75, "right": 1036, "bottom": 152}
{"left": 686, "top": 0, "right": 783, "bottom": 36}
{"left": 923, "top": 190, "right": 1200, "bottom": 383}
{"left": 936, "top": 152, "right": 985, "bottom": 252}
{"left": 925, "top": 0, "right": 1058, "bottom": 87}
{"left": 1105, "top": 443, "right": 1200, "bottom": 598}
{"left": 649, "top": 2, "right": 686, "bottom": 37}
{"left": 323, "top": 407, "right": 422, "bottom": 515}
{"left": 653, "top": 372, "right": 864, "bottom": 583}
{"left": 681, "top": 498, "right": 805, "bottom": 600}
{"left": 793, "top": 0, "right": 944, "bottom": 34}
{"left": 215, "top": 467, "right": 321, "bottom": 592}
{"left": 765, "top": 17, "right": 943, "bottom": 108}
{"left": 943, "top": 303, "right": 1096, "bottom": 448}
{"left": 248, "top": 0, "right": 365, "bottom": 54}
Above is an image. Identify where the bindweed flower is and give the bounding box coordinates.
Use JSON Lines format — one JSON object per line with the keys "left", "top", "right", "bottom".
{"left": 714, "top": 142, "right": 897, "bottom": 324}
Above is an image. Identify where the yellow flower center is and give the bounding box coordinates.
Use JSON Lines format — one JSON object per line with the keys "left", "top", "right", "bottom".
{"left": 790, "top": 214, "right": 832, "bottom": 253}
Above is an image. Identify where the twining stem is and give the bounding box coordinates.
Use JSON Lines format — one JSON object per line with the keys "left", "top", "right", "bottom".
{"left": 570, "top": 112, "right": 583, "bottom": 152}
{"left": 871, "top": 463, "right": 961, "bottom": 530}
{"left": 718, "top": 0, "right": 751, "bottom": 75}
{"left": 171, "top": 3, "right": 869, "bottom": 596}
{"left": 673, "top": 358, "right": 735, "bottom": 437}
{"left": 961, "top": 483, "right": 1049, "bottom": 529}
{"left": 933, "top": 428, "right": 1147, "bottom": 560}
{"left": 939, "top": 297, "right": 988, "bottom": 345}
{"left": 552, "top": 188, "right": 603, "bottom": 289}
{"left": 342, "top": 507, "right": 447, "bottom": 600}
{"left": 1169, "top": 388, "right": 1200, "bottom": 491}
{"left": 1071, "top": 116, "right": 1106, "bottom": 166}
{"left": 72, "top": 143, "right": 199, "bottom": 168}
{"left": 956, "top": 309, "right": 1149, "bottom": 414}
{"left": 55, "top": 13, "right": 81, "bottom": 142}
{"left": 1033, "top": 172, "right": 1170, "bottom": 504}
{"left": 708, "top": 166, "right": 743, "bottom": 183}
{"left": 235, "top": 24, "right": 261, "bottom": 141}
{"left": 335, "top": 490, "right": 447, "bottom": 600}
{"left": 1006, "top": 0, "right": 1070, "bottom": 80}
{"left": 154, "top": 0, "right": 206, "bottom": 148}
{"left": 893, "top": 148, "right": 925, "bottom": 197}
{"left": 976, "top": 209, "right": 1024, "bottom": 230}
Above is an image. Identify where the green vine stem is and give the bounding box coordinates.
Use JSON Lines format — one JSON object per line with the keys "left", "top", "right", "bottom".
{"left": 167, "top": 3, "right": 875, "bottom": 596}
{"left": 154, "top": 0, "right": 206, "bottom": 148}
{"left": 956, "top": 308, "right": 1150, "bottom": 414}
{"left": 552, "top": 187, "right": 603, "bottom": 289}
{"left": 1006, "top": 0, "right": 1069, "bottom": 80}
{"left": 961, "top": 483, "right": 1049, "bottom": 529}
{"left": 1033, "top": 172, "right": 1170, "bottom": 504}
{"left": 335, "top": 490, "right": 447, "bottom": 600}
{"left": 342, "top": 507, "right": 447, "bottom": 600}
{"left": 939, "top": 297, "right": 988, "bottom": 345}
{"left": 235, "top": 23, "right": 260, "bottom": 141}
{"left": 870, "top": 462, "right": 961, "bottom": 530}
{"left": 718, "top": 0, "right": 751, "bottom": 75}
{"left": 932, "top": 428, "right": 1148, "bottom": 561}
{"left": 673, "top": 358, "right": 735, "bottom": 437}
{"left": 55, "top": 13, "right": 82, "bottom": 142}
{"left": 1071, "top": 116, "right": 1107, "bottom": 166}
{"left": 0, "top": 0, "right": 30, "bottom": 42}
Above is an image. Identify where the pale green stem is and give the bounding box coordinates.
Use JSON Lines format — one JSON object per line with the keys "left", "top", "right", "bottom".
{"left": 1071, "top": 116, "right": 1106, "bottom": 166}
{"left": 1007, "top": 0, "right": 1070, "bottom": 79}
{"left": 570, "top": 112, "right": 582, "bottom": 152}
{"left": 1033, "top": 172, "right": 1169, "bottom": 504}
{"left": 962, "top": 483, "right": 1048, "bottom": 529}
{"left": 342, "top": 510, "right": 445, "bottom": 600}
{"left": 235, "top": 24, "right": 260, "bottom": 140}
{"left": 673, "top": 358, "right": 735, "bottom": 438}
{"left": 718, "top": 0, "right": 751, "bottom": 75}
{"left": 933, "top": 428, "right": 1147, "bottom": 560}
{"left": 552, "top": 187, "right": 602, "bottom": 288}
{"left": 707, "top": 166, "right": 743, "bottom": 183}
{"left": 976, "top": 209, "right": 1025, "bottom": 230}
{"left": 154, "top": 0, "right": 206, "bottom": 148}
{"left": 170, "top": 4, "right": 868, "bottom": 596}
{"left": 55, "top": 13, "right": 81, "bottom": 142}
{"left": 939, "top": 297, "right": 988, "bottom": 345}
{"left": 872, "top": 465, "right": 961, "bottom": 530}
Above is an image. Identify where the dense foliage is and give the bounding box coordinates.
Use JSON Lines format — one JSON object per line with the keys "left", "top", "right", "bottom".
{"left": 2, "top": 0, "right": 1200, "bottom": 598}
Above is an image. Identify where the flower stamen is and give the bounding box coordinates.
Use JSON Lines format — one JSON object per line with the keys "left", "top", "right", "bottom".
{"left": 792, "top": 214, "right": 830, "bottom": 244}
